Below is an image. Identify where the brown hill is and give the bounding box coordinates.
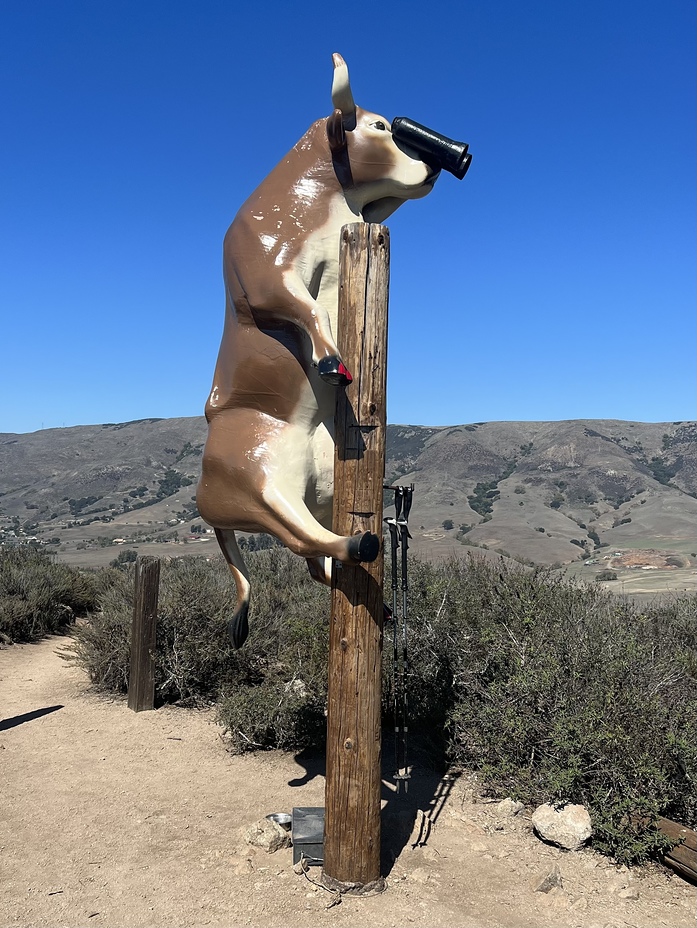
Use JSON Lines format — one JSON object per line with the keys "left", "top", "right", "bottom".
{"left": 1, "top": 418, "right": 695, "bottom": 585}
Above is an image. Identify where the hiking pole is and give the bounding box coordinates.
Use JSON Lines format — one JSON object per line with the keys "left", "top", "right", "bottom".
{"left": 396, "top": 485, "right": 413, "bottom": 792}
{"left": 383, "top": 493, "right": 400, "bottom": 783}
{"left": 384, "top": 484, "right": 410, "bottom": 793}
{"left": 384, "top": 484, "right": 413, "bottom": 793}
{"left": 394, "top": 487, "right": 407, "bottom": 791}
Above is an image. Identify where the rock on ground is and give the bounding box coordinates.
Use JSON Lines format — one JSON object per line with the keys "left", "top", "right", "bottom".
{"left": 533, "top": 864, "right": 563, "bottom": 893}
{"left": 532, "top": 803, "right": 593, "bottom": 850}
{"left": 245, "top": 818, "right": 292, "bottom": 853}
{"left": 497, "top": 798, "right": 524, "bottom": 818}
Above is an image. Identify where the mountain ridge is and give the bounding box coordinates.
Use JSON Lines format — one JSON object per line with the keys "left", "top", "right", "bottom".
{"left": 1, "top": 417, "right": 695, "bottom": 585}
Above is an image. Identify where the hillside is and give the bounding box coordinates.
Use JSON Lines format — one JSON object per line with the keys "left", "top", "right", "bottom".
{"left": 1, "top": 417, "right": 696, "bottom": 589}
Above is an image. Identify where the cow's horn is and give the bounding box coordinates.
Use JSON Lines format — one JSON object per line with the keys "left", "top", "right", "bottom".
{"left": 331, "top": 53, "right": 356, "bottom": 129}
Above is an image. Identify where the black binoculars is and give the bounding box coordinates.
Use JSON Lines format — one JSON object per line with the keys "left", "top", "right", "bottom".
{"left": 391, "top": 116, "right": 471, "bottom": 180}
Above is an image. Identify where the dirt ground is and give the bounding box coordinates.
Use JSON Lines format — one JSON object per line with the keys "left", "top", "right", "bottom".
{"left": 1, "top": 637, "right": 694, "bottom": 928}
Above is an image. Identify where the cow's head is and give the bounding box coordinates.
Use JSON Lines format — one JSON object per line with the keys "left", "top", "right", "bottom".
{"left": 327, "top": 54, "right": 438, "bottom": 222}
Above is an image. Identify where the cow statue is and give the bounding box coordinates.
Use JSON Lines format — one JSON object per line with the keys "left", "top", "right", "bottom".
{"left": 197, "top": 53, "right": 459, "bottom": 648}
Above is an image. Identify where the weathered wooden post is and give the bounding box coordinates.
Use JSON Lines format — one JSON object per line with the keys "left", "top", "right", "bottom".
{"left": 322, "top": 223, "right": 389, "bottom": 893}
{"left": 127, "top": 555, "right": 160, "bottom": 712}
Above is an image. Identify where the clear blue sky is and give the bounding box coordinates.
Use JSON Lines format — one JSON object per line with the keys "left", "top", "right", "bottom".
{"left": 1, "top": 0, "right": 694, "bottom": 434}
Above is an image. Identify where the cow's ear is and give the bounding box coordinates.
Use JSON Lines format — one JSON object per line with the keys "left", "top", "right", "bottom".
{"left": 327, "top": 108, "right": 347, "bottom": 153}
{"left": 331, "top": 52, "right": 356, "bottom": 129}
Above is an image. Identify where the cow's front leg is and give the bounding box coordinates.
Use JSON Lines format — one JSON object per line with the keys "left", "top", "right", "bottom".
{"left": 276, "top": 270, "right": 352, "bottom": 386}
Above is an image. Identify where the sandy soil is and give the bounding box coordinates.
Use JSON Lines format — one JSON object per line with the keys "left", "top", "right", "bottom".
{"left": 1, "top": 637, "right": 694, "bottom": 928}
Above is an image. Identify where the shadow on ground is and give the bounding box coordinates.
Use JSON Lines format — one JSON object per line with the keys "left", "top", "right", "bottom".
{"left": 289, "top": 737, "right": 459, "bottom": 878}
{"left": 0, "top": 705, "right": 64, "bottom": 731}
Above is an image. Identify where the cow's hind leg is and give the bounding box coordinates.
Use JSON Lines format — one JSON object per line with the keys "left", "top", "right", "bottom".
{"left": 215, "top": 500, "right": 377, "bottom": 648}
{"left": 215, "top": 529, "right": 252, "bottom": 649}
{"left": 306, "top": 555, "right": 332, "bottom": 586}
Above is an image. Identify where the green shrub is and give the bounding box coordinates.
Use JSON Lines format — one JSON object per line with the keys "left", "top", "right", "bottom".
{"left": 0, "top": 547, "right": 99, "bottom": 643}
{"left": 110, "top": 548, "right": 138, "bottom": 568}
{"left": 67, "top": 569, "right": 134, "bottom": 692}
{"left": 68, "top": 548, "right": 330, "bottom": 747}
{"left": 382, "top": 556, "right": 460, "bottom": 751}
{"left": 218, "top": 680, "right": 326, "bottom": 753}
{"left": 436, "top": 561, "right": 696, "bottom": 863}
{"left": 647, "top": 457, "right": 678, "bottom": 486}
{"left": 156, "top": 468, "right": 193, "bottom": 499}
{"left": 468, "top": 481, "right": 499, "bottom": 517}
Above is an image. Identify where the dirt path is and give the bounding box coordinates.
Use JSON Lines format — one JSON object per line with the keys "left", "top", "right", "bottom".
{"left": 1, "top": 637, "right": 694, "bottom": 928}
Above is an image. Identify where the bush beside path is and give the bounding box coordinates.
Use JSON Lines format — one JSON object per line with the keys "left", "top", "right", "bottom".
{"left": 1, "top": 636, "right": 694, "bottom": 928}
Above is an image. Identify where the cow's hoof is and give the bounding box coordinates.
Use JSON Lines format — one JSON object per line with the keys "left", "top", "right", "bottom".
{"left": 347, "top": 531, "right": 380, "bottom": 563}
{"left": 228, "top": 603, "right": 249, "bottom": 649}
{"left": 317, "top": 356, "right": 353, "bottom": 386}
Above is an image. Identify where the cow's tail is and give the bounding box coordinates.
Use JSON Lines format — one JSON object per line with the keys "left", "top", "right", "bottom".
{"left": 214, "top": 528, "right": 251, "bottom": 649}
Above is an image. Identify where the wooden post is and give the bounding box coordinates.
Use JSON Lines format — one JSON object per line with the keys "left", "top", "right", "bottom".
{"left": 323, "top": 223, "right": 389, "bottom": 893}
{"left": 127, "top": 555, "right": 160, "bottom": 712}
{"left": 658, "top": 816, "right": 697, "bottom": 883}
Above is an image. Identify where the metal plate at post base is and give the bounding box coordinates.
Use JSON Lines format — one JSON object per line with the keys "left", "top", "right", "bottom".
{"left": 292, "top": 807, "right": 324, "bottom": 866}
{"left": 320, "top": 872, "right": 386, "bottom": 895}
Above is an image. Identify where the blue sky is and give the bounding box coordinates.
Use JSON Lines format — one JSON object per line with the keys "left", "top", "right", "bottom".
{"left": 1, "top": 0, "right": 694, "bottom": 434}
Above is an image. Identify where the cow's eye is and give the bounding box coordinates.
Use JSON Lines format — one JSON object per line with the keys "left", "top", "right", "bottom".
{"left": 374, "top": 121, "right": 386, "bottom": 131}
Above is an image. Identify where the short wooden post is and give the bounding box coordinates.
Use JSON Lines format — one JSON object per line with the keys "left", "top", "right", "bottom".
{"left": 127, "top": 555, "right": 160, "bottom": 712}
{"left": 323, "top": 223, "right": 389, "bottom": 893}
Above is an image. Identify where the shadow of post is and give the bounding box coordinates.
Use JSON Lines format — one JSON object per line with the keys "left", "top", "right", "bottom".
{"left": 379, "top": 748, "right": 460, "bottom": 876}
{"left": 0, "top": 705, "right": 64, "bottom": 731}
{"left": 289, "top": 738, "right": 460, "bottom": 878}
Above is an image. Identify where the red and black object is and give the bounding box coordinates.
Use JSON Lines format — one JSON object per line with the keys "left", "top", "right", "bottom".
{"left": 317, "top": 355, "right": 353, "bottom": 386}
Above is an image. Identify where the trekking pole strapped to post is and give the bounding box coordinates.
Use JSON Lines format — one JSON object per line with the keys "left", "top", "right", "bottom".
{"left": 384, "top": 503, "right": 400, "bottom": 779}
{"left": 398, "top": 486, "right": 412, "bottom": 788}
{"left": 384, "top": 483, "right": 414, "bottom": 793}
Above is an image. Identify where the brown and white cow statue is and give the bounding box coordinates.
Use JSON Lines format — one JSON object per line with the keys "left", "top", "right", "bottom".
{"left": 197, "top": 54, "right": 442, "bottom": 647}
